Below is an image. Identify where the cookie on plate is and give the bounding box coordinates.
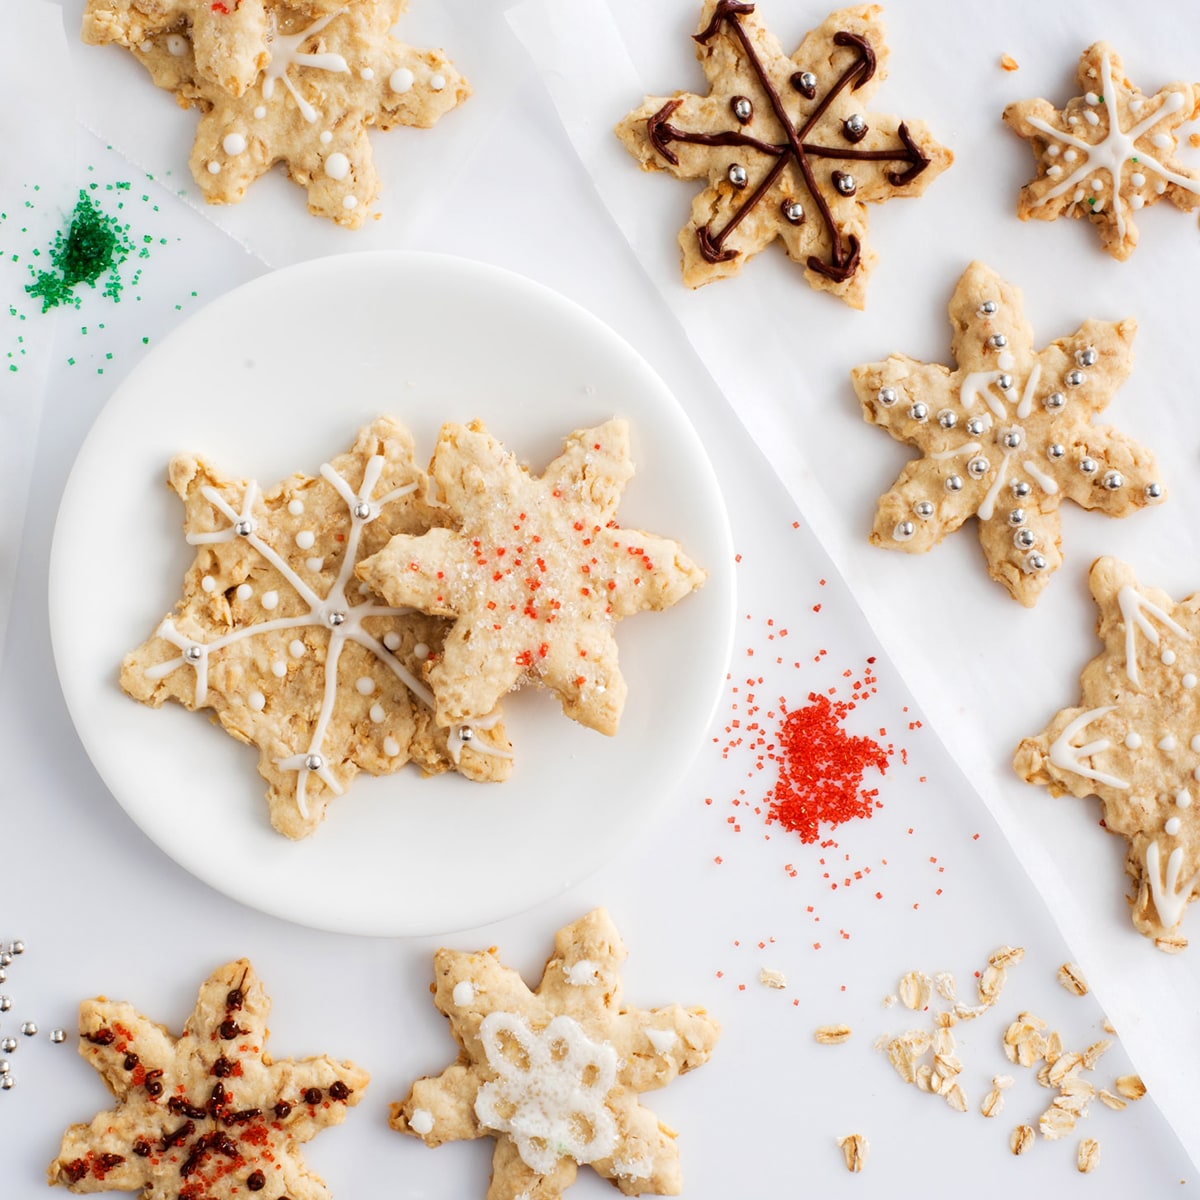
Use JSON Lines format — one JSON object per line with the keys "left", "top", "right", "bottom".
{"left": 1004, "top": 43, "right": 1200, "bottom": 259}
{"left": 390, "top": 909, "right": 721, "bottom": 1198}
{"left": 48, "top": 958, "right": 368, "bottom": 1197}
{"left": 851, "top": 261, "right": 1164, "bottom": 606}
{"left": 356, "top": 419, "right": 706, "bottom": 736}
{"left": 615, "top": 0, "right": 952, "bottom": 306}
{"left": 121, "top": 417, "right": 512, "bottom": 840}
{"left": 1015, "top": 558, "right": 1200, "bottom": 952}
{"left": 82, "top": 0, "right": 470, "bottom": 227}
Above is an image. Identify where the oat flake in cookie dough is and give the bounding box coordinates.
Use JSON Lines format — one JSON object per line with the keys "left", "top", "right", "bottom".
{"left": 391, "top": 909, "right": 721, "bottom": 1199}
{"left": 82, "top": 0, "right": 469, "bottom": 227}
{"left": 851, "top": 261, "right": 1164, "bottom": 606}
{"left": 356, "top": 419, "right": 706, "bottom": 736}
{"left": 48, "top": 958, "right": 368, "bottom": 1198}
{"left": 1015, "top": 558, "right": 1200, "bottom": 952}
{"left": 120, "top": 418, "right": 512, "bottom": 840}
{"left": 1004, "top": 43, "right": 1200, "bottom": 260}
{"left": 614, "top": 1, "right": 952, "bottom": 307}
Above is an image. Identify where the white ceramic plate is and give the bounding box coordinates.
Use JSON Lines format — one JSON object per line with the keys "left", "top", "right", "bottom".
{"left": 49, "top": 252, "right": 735, "bottom": 936}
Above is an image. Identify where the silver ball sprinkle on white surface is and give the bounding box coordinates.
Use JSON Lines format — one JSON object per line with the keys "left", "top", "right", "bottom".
{"left": 49, "top": 1030, "right": 66, "bottom": 1045}
{"left": 327, "top": 611, "right": 346, "bottom": 627}
{"left": 893, "top": 520, "right": 916, "bottom": 542}
{"left": 782, "top": 200, "right": 804, "bottom": 223}
{"left": 9, "top": 941, "right": 24, "bottom": 956}
{"left": 728, "top": 163, "right": 748, "bottom": 188}
{"left": 946, "top": 475, "right": 964, "bottom": 492}
{"left": 185, "top": 644, "right": 203, "bottom": 662}
{"left": 908, "top": 402, "right": 929, "bottom": 421}
{"left": 967, "top": 456, "right": 990, "bottom": 479}
{"left": 0, "top": 1076, "right": 12, "bottom": 1091}
{"left": 1025, "top": 551, "right": 1048, "bottom": 573}
{"left": 965, "top": 417, "right": 986, "bottom": 436}
{"left": 997, "top": 373, "right": 1014, "bottom": 391}
{"left": 1, "top": 1038, "right": 16, "bottom": 1053}
{"left": 0, "top": 996, "right": 10, "bottom": 1012}
{"left": 988, "top": 333, "right": 1008, "bottom": 349}
{"left": 937, "top": 409, "right": 957, "bottom": 429}
{"left": 459, "top": 726, "right": 474, "bottom": 742}
{"left": 1076, "top": 346, "right": 1098, "bottom": 367}
{"left": 914, "top": 500, "right": 935, "bottom": 520}
{"left": 1008, "top": 508, "right": 1026, "bottom": 526}
{"left": 1146, "top": 482, "right": 1165, "bottom": 501}
{"left": 978, "top": 300, "right": 998, "bottom": 316}
{"left": 1048, "top": 444, "right": 1065, "bottom": 459}
{"left": 352, "top": 501, "right": 372, "bottom": 520}
{"left": 1011, "top": 480, "right": 1032, "bottom": 498}
{"left": 304, "top": 753, "right": 324, "bottom": 772}
{"left": 20, "top": 1023, "right": 36, "bottom": 1038}
{"left": 1044, "top": 391, "right": 1066, "bottom": 411}
{"left": 1002, "top": 428, "right": 1023, "bottom": 450}
{"left": 1065, "top": 369, "right": 1086, "bottom": 387}
{"left": 0, "top": 1059, "right": 9, "bottom": 1074}
{"left": 1102, "top": 470, "right": 1124, "bottom": 490}
{"left": 1013, "top": 528, "right": 1036, "bottom": 549}
{"left": 1079, "top": 457, "right": 1098, "bottom": 475}
{"left": 234, "top": 519, "right": 254, "bottom": 537}
{"left": 0, "top": 953, "right": 11, "bottom": 968}
{"left": 877, "top": 386, "right": 898, "bottom": 407}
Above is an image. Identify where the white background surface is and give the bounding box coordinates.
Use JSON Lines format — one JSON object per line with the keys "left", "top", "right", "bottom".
{"left": 1, "top": 0, "right": 1198, "bottom": 1196}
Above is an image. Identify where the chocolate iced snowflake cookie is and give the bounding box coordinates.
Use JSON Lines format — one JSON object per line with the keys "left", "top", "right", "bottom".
{"left": 121, "top": 418, "right": 512, "bottom": 840}
{"left": 615, "top": 0, "right": 952, "bottom": 306}
{"left": 356, "top": 419, "right": 706, "bottom": 736}
{"left": 851, "top": 261, "right": 1164, "bottom": 606}
{"left": 391, "top": 909, "right": 721, "bottom": 1199}
{"left": 1015, "top": 558, "right": 1200, "bottom": 952}
{"left": 48, "top": 958, "right": 368, "bottom": 1197}
{"left": 82, "top": 0, "right": 469, "bottom": 227}
{"left": 1004, "top": 43, "right": 1200, "bottom": 259}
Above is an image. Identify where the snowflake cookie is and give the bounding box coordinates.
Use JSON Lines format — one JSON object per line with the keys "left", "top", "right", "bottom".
{"left": 390, "top": 909, "right": 721, "bottom": 1199}
{"left": 1003, "top": 43, "right": 1200, "bottom": 259}
{"left": 1014, "top": 558, "right": 1200, "bottom": 952}
{"left": 82, "top": 0, "right": 469, "bottom": 227}
{"left": 356, "top": 419, "right": 706, "bottom": 736}
{"left": 48, "top": 958, "right": 368, "bottom": 1198}
{"left": 120, "top": 417, "right": 512, "bottom": 840}
{"left": 851, "top": 261, "right": 1165, "bottom": 606}
{"left": 614, "top": 0, "right": 952, "bottom": 306}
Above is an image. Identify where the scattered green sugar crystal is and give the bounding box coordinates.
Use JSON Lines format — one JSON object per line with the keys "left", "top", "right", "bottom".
{"left": 25, "top": 190, "right": 133, "bottom": 312}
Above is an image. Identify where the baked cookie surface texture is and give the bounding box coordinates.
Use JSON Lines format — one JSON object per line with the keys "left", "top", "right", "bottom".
{"left": 851, "top": 261, "right": 1164, "bottom": 606}
{"left": 356, "top": 419, "right": 706, "bottom": 736}
{"left": 615, "top": 0, "right": 952, "bottom": 306}
{"left": 390, "top": 909, "right": 721, "bottom": 1198}
{"left": 82, "top": 0, "right": 470, "bottom": 226}
{"left": 1015, "top": 558, "right": 1200, "bottom": 953}
{"left": 120, "top": 417, "right": 512, "bottom": 841}
{"left": 48, "top": 958, "right": 368, "bottom": 1198}
{"left": 1004, "top": 43, "right": 1200, "bottom": 259}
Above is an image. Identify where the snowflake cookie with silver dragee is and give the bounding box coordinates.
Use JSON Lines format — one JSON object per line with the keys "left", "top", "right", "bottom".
{"left": 120, "top": 417, "right": 512, "bottom": 840}
{"left": 82, "top": 0, "right": 469, "bottom": 227}
{"left": 1004, "top": 43, "right": 1200, "bottom": 259}
{"left": 356, "top": 419, "right": 706, "bottom": 736}
{"left": 48, "top": 958, "right": 368, "bottom": 1198}
{"left": 614, "top": 0, "right": 952, "bottom": 306}
{"left": 1014, "top": 557, "right": 1200, "bottom": 952}
{"left": 390, "top": 909, "right": 721, "bottom": 1199}
{"left": 851, "top": 261, "right": 1165, "bottom": 606}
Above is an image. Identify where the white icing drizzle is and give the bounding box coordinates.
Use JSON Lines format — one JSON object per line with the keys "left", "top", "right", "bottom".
{"left": 1117, "top": 584, "right": 1189, "bottom": 686}
{"left": 474, "top": 1013, "right": 617, "bottom": 1175}
{"left": 1178, "top": 789, "right": 1194, "bottom": 808}
{"left": 1048, "top": 706, "right": 1129, "bottom": 790}
{"left": 452, "top": 981, "right": 475, "bottom": 1006}
{"left": 409, "top": 1108, "right": 434, "bottom": 1135}
{"left": 931, "top": 441, "right": 981, "bottom": 461}
{"left": 1166, "top": 817, "right": 1182, "bottom": 836}
{"left": 1021, "top": 460, "right": 1059, "bottom": 494}
{"left": 1144, "top": 840, "right": 1200, "bottom": 931}
{"left": 1125, "top": 731, "right": 1142, "bottom": 749}
{"left": 1159, "top": 735, "right": 1177, "bottom": 751}
{"left": 1016, "top": 361, "right": 1041, "bottom": 420}
{"left": 564, "top": 959, "right": 601, "bottom": 986}
{"left": 960, "top": 371, "right": 1008, "bottom": 418}
{"left": 645, "top": 1027, "right": 677, "bottom": 1054}
{"left": 261, "top": 10, "right": 350, "bottom": 124}
{"left": 1026, "top": 53, "right": 1199, "bottom": 242}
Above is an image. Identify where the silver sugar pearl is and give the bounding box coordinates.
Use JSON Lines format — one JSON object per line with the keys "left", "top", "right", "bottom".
{"left": 997, "top": 373, "right": 1014, "bottom": 391}
{"left": 978, "top": 300, "right": 998, "bottom": 316}
{"left": 352, "top": 501, "right": 372, "bottom": 520}
{"left": 893, "top": 520, "right": 916, "bottom": 542}
{"left": 914, "top": 500, "right": 935, "bottom": 520}
{"left": 234, "top": 519, "right": 254, "bottom": 537}
{"left": 0, "top": 952, "right": 11, "bottom": 968}
{"left": 1044, "top": 391, "right": 1066, "bottom": 411}
{"left": 733, "top": 96, "right": 753, "bottom": 121}
{"left": 1002, "top": 428, "right": 1023, "bottom": 450}
{"left": 1011, "top": 480, "right": 1032, "bottom": 498}
{"left": 845, "top": 113, "right": 867, "bottom": 136}
{"left": 304, "top": 753, "right": 325, "bottom": 772}
{"left": 327, "top": 610, "right": 346, "bottom": 627}
{"left": 20, "top": 1023, "right": 36, "bottom": 1038}
{"left": 937, "top": 409, "right": 957, "bottom": 429}
{"left": 1025, "top": 551, "right": 1048, "bottom": 573}
{"left": 783, "top": 200, "right": 805, "bottom": 223}
{"left": 988, "top": 333, "right": 1008, "bottom": 349}
{"left": 798, "top": 71, "right": 817, "bottom": 91}
{"left": 1103, "top": 470, "right": 1124, "bottom": 490}
{"left": 0, "top": 1038, "right": 15, "bottom": 1053}
{"left": 945, "top": 474, "right": 964, "bottom": 492}
{"left": 877, "top": 386, "right": 898, "bottom": 407}
{"left": 1065, "top": 369, "right": 1086, "bottom": 387}
{"left": 0, "top": 970, "right": 5, "bottom": 984}
{"left": 967, "top": 455, "right": 991, "bottom": 479}
{"left": 185, "top": 644, "right": 203, "bottom": 662}
{"left": 727, "top": 163, "right": 748, "bottom": 188}
{"left": 0, "top": 1076, "right": 12, "bottom": 1091}
{"left": 908, "top": 402, "right": 929, "bottom": 421}
{"left": 459, "top": 726, "right": 474, "bottom": 742}
{"left": 49, "top": 1029, "right": 66, "bottom": 1045}
{"left": 1079, "top": 456, "right": 1099, "bottom": 475}
{"left": 0, "top": 996, "right": 10, "bottom": 1012}
{"left": 1013, "top": 528, "right": 1036, "bottom": 549}
{"left": 1076, "top": 346, "right": 1099, "bottom": 367}
{"left": 965, "top": 417, "right": 986, "bottom": 436}
{"left": 834, "top": 171, "right": 857, "bottom": 195}
{"left": 1048, "top": 443, "right": 1066, "bottom": 459}
{"left": 9, "top": 941, "right": 24, "bottom": 956}
{"left": 0, "top": 1060, "right": 8, "bottom": 1074}
{"left": 1146, "top": 482, "right": 1165, "bottom": 502}
{"left": 1008, "top": 508, "right": 1026, "bottom": 526}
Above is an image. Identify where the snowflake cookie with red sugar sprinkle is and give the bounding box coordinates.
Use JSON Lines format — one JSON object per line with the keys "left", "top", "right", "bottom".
{"left": 1004, "top": 43, "right": 1200, "bottom": 259}
{"left": 82, "top": 0, "right": 469, "bottom": 227}
{"left": 48, "top": 958, "right": 368, "bottom": 1198}
{"left": 1015, "top": 558, "right": 1200, "bottom": 953}
{"left": 614, "top": 0, "right": 952, "bottom": 306}
{"left": 390, "top": 909, "right": 721, "bottom": 1199}
{"left": 852, "top": 261, "right": 1165, "bottom": 606}
{"left": 120, "top": 417, "right": 512, "bottom": 841}
{"left": 356, "top": 419, "right": 707, "bottom": 736}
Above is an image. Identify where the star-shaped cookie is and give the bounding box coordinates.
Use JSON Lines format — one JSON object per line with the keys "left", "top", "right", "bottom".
{"left": 121, "top": 417, "right": 512, "bottom": 840}
{"left": 390, "top": 909, "right": 721, "bottom": 1199}
{"left": 615, "top": 0, "right": 952, "bottom": 306}
{"left": 1015, "top": 558, "right": 1200, "bottom": 952}
{"left": 48, "top": 959, "right": 368, "bottom": 1198}
{"left": 1004, "top": 43, "right": 1200, "bottom": 259}
{"left": 851, "top": 261, "right": 1165, "bottom": 606}
{"left": 83, "top": 0, "right": 469, "bottom": 227}
{"left": 355, "top": 419, "right": 706, "bottom": 736}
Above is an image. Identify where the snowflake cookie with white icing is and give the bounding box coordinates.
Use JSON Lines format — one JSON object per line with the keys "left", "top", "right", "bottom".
{"left": 1004, "top": 43, "right": 1200, "bottom": 259}
{"left": 1014, "top": 558, "right": 1200, "bottom": 952}
{"left": 391, "top": 909, "right": 721, "bottom": 1199}
{"left": 48, "top": 958, "right": 368, "bottom": 1198}
{"left": 356, "top": 419, "right": 706, "bottom": 736}
{"left": 614, "top": 1, "right": 953, "bottom": 307}
{"left": 851, "top": 261, "right": 1165, "bottom": 606}
{"left": 82, "top": 0, "right": 469, "bottom": 227}
{"left": 120, "top": 417, "right": 512, "bottom": 840}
